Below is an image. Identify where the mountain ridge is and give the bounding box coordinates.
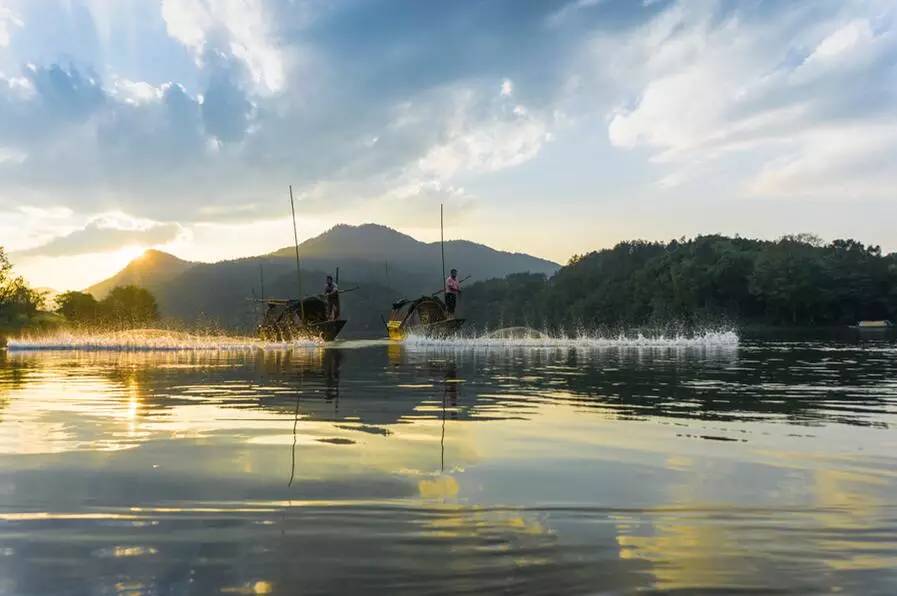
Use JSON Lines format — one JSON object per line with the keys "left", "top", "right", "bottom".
{"left": 85, "top": 223, "right": 561, "bottom": 335}
{"left": 86, "top": 249, "right": 196, "bottom": 298}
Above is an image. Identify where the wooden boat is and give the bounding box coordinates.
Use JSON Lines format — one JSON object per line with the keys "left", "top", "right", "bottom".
{"left": 850, "top": 320, "right": 893, "bottom": 330}
{"left": 386, "top": 204, "right": 467, "bottom": 341}
{"left": 258, "top": 296, "right": 346, "bottom": 342}
{"left": 255, "top": 185, "right": 348, "bottom": 342}
{"left": 386, "top": 296, "right": 464, "bottom": 340}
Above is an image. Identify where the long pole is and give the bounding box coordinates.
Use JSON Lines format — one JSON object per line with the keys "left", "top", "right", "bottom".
{"left": 289, "top": 185, "right": 305, "bottom": 320}
{"left": 440, "top": 203, "right": 446, "bottom": 293}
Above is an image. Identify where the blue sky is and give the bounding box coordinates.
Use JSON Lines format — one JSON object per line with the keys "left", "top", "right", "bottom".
{"left": 1, "top": 0, "right": 896, "bottom": 290}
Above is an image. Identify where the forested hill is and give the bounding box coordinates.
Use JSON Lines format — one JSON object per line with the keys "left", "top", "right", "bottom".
{"left": 460, "top": 235, "right": 897, "bottom": 331}
{"left": 83, "top": 224, "right": 560, "bottom": 335}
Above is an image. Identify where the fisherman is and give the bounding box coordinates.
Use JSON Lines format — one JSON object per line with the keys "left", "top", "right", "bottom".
{"left": 324, "top": 275, "right": 340, "bottom": 320}
{"left": 445, "top": 268, "right": 461, "bottom": 317}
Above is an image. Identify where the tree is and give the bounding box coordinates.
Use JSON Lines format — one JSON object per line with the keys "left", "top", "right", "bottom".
{"left": 56, "top": 291, "right": 101, "bottom": 326}
{"left": 0, "top": 247, "right": 24, "bottom": 305}
{"left": 460, "top": 234, "right": 897, "bottom": 331}
{"left": 748, "top": 239, "right": 827, "bottom": 324}
{"left": 99, "top": 285, "right": 160, "bottom": 328}
{"left": 0, "top": 247, "right": 44, "bottom": 327}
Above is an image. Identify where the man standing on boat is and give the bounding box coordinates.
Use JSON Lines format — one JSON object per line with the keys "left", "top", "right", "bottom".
{"left": 324, "top": 275, "right": 340, "bottom": 321}
{"left": 445, "top": 269, "right": 461, "bottom": 317}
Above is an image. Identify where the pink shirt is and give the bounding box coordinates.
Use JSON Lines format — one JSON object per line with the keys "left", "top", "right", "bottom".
{"left": 446, "top": 276, "right": 461, "bottom": 294}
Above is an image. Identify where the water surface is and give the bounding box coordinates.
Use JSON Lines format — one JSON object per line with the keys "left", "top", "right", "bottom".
{"left": 1, "top": 334, "right": 896, "bottom": 594}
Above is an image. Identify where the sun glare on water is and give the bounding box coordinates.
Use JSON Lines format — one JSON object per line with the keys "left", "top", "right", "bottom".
{"left": 6, "top": 329, "right": 321, "bottom": 351}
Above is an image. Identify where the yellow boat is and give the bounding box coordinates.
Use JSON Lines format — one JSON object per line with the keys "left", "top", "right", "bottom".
{"left": 852, "top": 320, "right": 893, "bottom": 330}
{"left": 386, "top": 296, "right": 464, "bottom": 340}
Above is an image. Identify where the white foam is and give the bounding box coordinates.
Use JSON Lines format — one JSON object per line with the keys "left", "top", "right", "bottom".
{"left": 402, "top": 328, "right": 740, "bottom": 349}
{"left": 7, "top": 329, "right": 321, "bottom": 352}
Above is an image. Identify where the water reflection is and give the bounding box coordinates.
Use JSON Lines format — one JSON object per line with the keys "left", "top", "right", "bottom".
{"left": 0, "top": 337, "right": 896, "bottom": 594}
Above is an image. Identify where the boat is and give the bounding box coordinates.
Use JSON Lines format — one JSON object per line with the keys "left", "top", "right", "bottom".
{"left": 258, "top": 296, "right": 346, "bottom": 342}
{"left": 254, "top": 185, "right": 347, "bottom": 343}
{"left": 386, "top": 296, "right": 464, "bottom": 340}
{"left": 850, "top": 320, "right": 893, "bottom": 330}
{"left": 386, "top": 203, "right": 467, "bottom": 341}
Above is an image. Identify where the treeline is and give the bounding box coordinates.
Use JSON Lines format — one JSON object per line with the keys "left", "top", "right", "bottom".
{"left": 0, "top": 247, "right": 52, "bottom": 335}
{"left": 2, "top": 244, "right": 161, "bottom": 336}
{"left": 461, "top": 235, "right": 897, "bottom": 330}
{"left": 56, "top": 286, "right": 160, "bottom": 329}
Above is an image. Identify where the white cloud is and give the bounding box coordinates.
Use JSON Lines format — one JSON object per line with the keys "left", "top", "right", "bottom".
{"left": 14, "top": 213, "right": 184, "bottom": 257}
{"left": 0, "top": 145, "right": 25, "bottom": 163}
{"left": 808, "top": 19, "right": 874, "bottom": 63}
{"left": 500, "top": 78, "right": 513, "bottom": 96}
{"left": 161, "top": 0, "right": 284, "bottom": 93}
{"left": 2, "top": 73, "right": 34, "bottom": 99}
{"left": 750, "top": 124, "right": 897, "bottom": 200}
{"left": 109, "top": 78, "right": 164, "bottom": 105}
{"left": 417, "top": 89, "right": 552, "bottom": 179}
{"left": 600, "top": 0, "right": 897, "bottom": 199}
{"left": 0, "top": 6, "right": 23, "bottom": 47}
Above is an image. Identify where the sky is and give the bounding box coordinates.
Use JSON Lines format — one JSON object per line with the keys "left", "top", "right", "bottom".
{"left": 0, "top": 0, "right": 895, "bottom": 291}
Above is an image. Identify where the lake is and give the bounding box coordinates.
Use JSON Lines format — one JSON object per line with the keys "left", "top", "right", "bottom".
{"left": 1, "top": 333, "right": 896, "bottom": 594}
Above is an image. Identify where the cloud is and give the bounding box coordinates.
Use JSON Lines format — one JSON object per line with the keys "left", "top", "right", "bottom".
{"left": 600, "top": 0, "right": 897, "bottom": 197}
{"left": 0, "top": 0, "right": 614, "bottom": 229}
{"left": 500, "top": 79, "right": 513, "bottom": 96}
{"left": 0, "top": 0, "right": 894, "bottom": 251}
{"left": 161, "top": 0, "right": 284, "bottom": 93}
{"left": 547, "top": 0, "right": 605, "bottom": 28}
{"left": 750, "top": 124, "right": 897, "bottom": 199}
{"left": 0, "top": 6, "right": 23, "bottom": 47}
{"left": 14, "top": 216, "right": 183, "bottom": 257}
{"left": 416, "top": 87, "right": 553, "bottom": 179}
{"left": 25, "top": 63, "right": 105, "bottom": 122}
{"left": 109, "top": 78, "right": 164, "bottom": 105}
{"left": 200, "top": 54, "right": 254, "bottom": 142}
{"left": 363, "top": 180, "right": 478, "bottom": 229}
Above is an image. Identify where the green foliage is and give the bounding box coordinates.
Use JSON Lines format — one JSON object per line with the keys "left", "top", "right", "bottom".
{"left": 56, "top": 291, "right": 101, "bottom": 326}
{"left": 0, "top": 247, "right": 46, "bottom": 332}
{"left": 57, "top": 286, "right": 160, "bottom": 329}
{"left": 461, "top": 235, "right": 897, "bottom": 330}
{"left": 102, "top": 285, "right": 160, "bottom": 327}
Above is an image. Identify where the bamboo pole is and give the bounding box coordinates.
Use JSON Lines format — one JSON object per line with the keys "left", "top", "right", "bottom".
{"left": 289, "top": 185, "right": 305, "bottom": 321}
{"left": 441, "top": 203, "right": 446, "bottom": 294}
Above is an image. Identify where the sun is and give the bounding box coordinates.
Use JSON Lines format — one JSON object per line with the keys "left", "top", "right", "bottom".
{"left": 108, "top": 245, "right": 150, "bottom": 268}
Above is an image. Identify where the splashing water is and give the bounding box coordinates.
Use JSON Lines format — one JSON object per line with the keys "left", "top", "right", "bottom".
{"left": 6, "top": 329, "right": 321, "bottom": 351}
{"left": 6, "top": 327, "right": 740, "bottom": 352}
{"left": 403, "top": 327, "right": 740, "bottom": 349}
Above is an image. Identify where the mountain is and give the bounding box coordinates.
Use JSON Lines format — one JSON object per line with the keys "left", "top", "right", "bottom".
{"left": 270, "top": 224, "right": 560, "bottom": 290}
{"left": 87, "top": 224, "right": 561, "bottom": 336}
{"left": 271, "top": 224, "right": 423, "bottom": 261}
{"left": 86, "top": 249, "right": 196, "bottom": 298}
